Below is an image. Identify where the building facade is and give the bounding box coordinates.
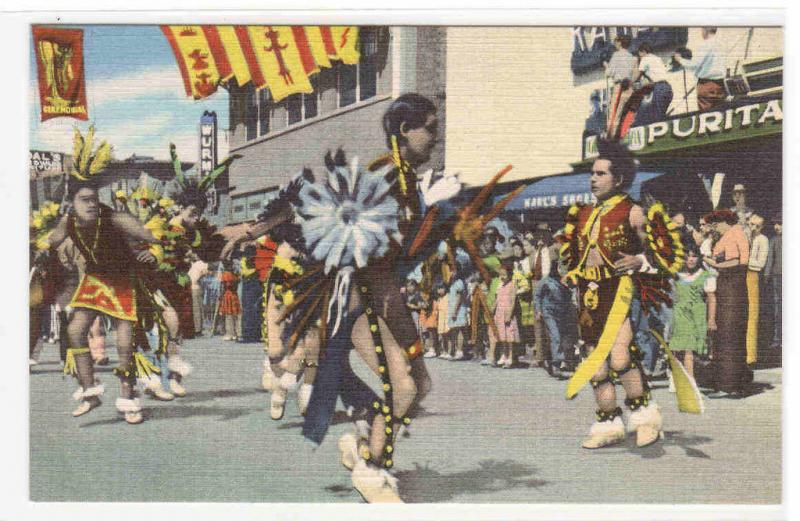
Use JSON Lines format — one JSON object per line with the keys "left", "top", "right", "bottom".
{"left": 444, "top": 26, "right": 783, "bottom": 186}
{"left": 29, "top": 150, "right": 193, "bottom": 212}
{"left": 222, "top": 26, "right": 447, "bottom": 226}
{"left": 29, "top": 150, "right": 70, "bottom": 210}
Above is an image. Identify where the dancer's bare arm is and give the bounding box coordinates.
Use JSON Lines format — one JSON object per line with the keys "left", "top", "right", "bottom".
{"left": 46, "top": 215, "right": 70, "bottom": 250}
{"left": 111, "top": 211, "right": 159, "bottom": 263}
{"left": 221, "top": 205, "right": 293, "bottom": 260}
{"left": 111, "top": 211, "right": 158, "bottom": 244}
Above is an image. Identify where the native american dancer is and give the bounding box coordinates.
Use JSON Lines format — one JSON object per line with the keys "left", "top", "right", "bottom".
{"left": 44, "top": 127, "right": 160, "bottom": 424}
{"left": 223, "top": 93, "right": 521, "bottom": 502}
{"left": 559, "top": 139, "right": 699, "bottom": 450}
{"left": 138, "top": 144, "right": 235, "bottom": 399}
{"left": 222, "top": 177, "right": 319, "bottom": 420}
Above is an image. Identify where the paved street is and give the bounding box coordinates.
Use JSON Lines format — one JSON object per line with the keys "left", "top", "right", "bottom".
{"left": 29, "top": 335, "right": 781, "bottom": 504}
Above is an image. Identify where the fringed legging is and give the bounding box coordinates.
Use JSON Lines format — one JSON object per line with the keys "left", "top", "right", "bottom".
{"left": 67, "top": 309, "right": 135, "bottom": 399}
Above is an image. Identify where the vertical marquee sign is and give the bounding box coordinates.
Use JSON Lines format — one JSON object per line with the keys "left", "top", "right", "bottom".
{"left": 200, "top": 111, "right": 219, "bottom": 213}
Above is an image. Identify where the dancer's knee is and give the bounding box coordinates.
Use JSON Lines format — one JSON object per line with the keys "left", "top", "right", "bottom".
{"left": 591, "top": 362, "right": 610, "bottom": 382}
{"left": 67, "top": 316, "right": 90, "bottom": 346}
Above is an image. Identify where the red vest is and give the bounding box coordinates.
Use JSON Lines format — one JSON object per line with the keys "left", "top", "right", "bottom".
{"left": 575, "top": 195, "right": 642, "bottom": 268}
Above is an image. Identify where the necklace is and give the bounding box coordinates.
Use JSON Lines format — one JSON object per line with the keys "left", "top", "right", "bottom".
{"left": 74, "top": 215, "right": 101, "bottom": 264}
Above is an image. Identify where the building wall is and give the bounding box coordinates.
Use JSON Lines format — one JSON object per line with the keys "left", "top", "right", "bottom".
{"left": 223, "top": 26, "right": 447, "bottom": 224}
{"left": 415, "top": 26, "right": 447, "bottom": 171}
{"left": 445, "top": 26, "right": 783, "bottom": 186}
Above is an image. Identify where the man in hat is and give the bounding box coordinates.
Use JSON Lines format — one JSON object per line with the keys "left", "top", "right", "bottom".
{"left": 730, "top": 184, "right": 754, "bottom": 241}
{"left": 764, "top": 215, "right": 782, "bottom": 350}
{"left": 526, "top": 222, "right": 558, "bottom": 369}
{"left": 745, "top": 214, "right": 769, "bottom": 364}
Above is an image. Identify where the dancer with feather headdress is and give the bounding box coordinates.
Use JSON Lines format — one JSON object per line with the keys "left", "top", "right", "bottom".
{"left": 224, "top": 93, "right": 521, "bottom": 502}
{"left": 44, "top": 127, "right": 161, "bottom": 424}
{"left": 136, "top": 144, "right": 238, "bottom": 399}
{"left": 558, "top": 138, "right": 696, "bottom": 451}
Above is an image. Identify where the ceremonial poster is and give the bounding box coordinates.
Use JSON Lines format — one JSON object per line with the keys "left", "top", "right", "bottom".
{"left": 32, "top": 26, "right": 89, "bottom": 121}
{"left": 13, "top": 11, "right": 788, "bottom": 521}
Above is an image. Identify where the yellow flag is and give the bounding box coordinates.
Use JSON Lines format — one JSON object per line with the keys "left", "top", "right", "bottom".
{"left": 246, "top": 25, "right": 313, "bottom": 102}
{"left": 303, "top": 26, "right": 332, "bottom": 69}
{"left": 216, "top": 25, "right": 251, "bottom": 86}
{"left": 161, "top": 26, "right": 222, "bottom": 99}
{"left": 330, "top": 26, "right": 360, "bottom": 65}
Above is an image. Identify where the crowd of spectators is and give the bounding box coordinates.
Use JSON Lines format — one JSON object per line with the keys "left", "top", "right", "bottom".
{"left": 400, "top": 182, "right": 782, "bottom": 394}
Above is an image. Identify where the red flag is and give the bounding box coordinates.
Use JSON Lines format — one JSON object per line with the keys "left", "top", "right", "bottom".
{"left": 32, "top": 27, "right": 89, "bottom": 121}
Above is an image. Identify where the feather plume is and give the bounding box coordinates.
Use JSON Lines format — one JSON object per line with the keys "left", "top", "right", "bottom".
{"left": 199, "top": 154, "right": 241, "bottom": 190}
{"left": 88, "top": 141, "right": 112, "bottom": 176}
{"left": 72, "top": 127, "right": 83, "bottom": 168}
{"left": 170, "top": 144, "right": 186, "bottom": 188}
{"left": 78, "top": 126, "right": 95, "bottom": 173}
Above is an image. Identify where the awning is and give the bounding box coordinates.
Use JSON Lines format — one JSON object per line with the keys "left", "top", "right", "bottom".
{"left": 492, "top": 172, "right": 663, "bottom": 211}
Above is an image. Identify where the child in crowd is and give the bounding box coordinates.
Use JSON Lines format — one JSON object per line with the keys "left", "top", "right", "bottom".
{"left": 446, "top": 266, "right": 469, "bottom": 361}
{"left": 420, "top": 291, "right": 439, "bottom": 358}
{"left": 219, "top": 261, "right": 242, "bottom": 341}
{"left": 435, "top": 283, "right": 450, "bottom": 358}
{"left": 669, "top": 248, "right": 717, "bottom": 383}
{"left": 493, "top": 264, "right": 519, "bottom": 368}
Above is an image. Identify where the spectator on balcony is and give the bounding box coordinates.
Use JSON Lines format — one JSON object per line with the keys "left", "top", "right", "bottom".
{"left": 673, "top": 27, "right": 726, "bottom": 111}
{"left": 604, "top": 34, "right": 638, "bottom": 137}
{"left": 632, "top": 42, "right": 673, "bottom": 127}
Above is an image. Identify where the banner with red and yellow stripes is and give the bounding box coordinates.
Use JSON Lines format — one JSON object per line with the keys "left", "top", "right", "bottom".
{"left": 161, "top": 25, "right": 360, "bottom": 101}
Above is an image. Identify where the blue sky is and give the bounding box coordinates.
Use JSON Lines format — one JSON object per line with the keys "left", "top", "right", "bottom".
{"left": 29, "top": 25, "right": 230, "bottom": 161}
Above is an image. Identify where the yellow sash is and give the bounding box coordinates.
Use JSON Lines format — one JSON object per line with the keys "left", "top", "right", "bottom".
{"left": 651, "top": 330, "right": 705, "bottom": 414}
{"left": 566, "top": 275, "right": 633, "bottom": 399}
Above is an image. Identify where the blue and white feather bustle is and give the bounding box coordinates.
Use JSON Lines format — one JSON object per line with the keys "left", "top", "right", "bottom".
{"left": 296, "top": 157, "right": 401, "bottom": 274}
{"left": 294, "top": 157, "right": 401, "bottom": 336}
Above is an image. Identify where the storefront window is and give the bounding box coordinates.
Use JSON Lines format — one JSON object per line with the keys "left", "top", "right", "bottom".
{"left": 30, "top": 180, "right": 38, "bottom": 210}
{"left": 42, "top": 176, "right": 53, "bottom": 201}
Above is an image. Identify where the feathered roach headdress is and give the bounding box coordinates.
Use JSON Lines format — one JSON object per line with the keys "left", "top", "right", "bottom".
{"left": 66, "top": 126, "right": 113, "bottom": 198}
{"left": 168, "top": 143, "right": 240, "bottom": 215}
{"left": 129, "top": 175, "right": 162, "bottom": 205}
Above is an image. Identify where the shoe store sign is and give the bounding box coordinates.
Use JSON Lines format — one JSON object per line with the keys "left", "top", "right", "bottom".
{"left": 583, "top": 98, "right": 783, "bottom": 160}
{"left": 29, "top": 150, "right": 65, "bottom": 179}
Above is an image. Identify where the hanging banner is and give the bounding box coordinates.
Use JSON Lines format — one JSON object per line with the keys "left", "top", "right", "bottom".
{"left": 161, "top": 25, "right": 360, "bottom": 101}
{"left": 32, "top": 27, "right": 89, "bottom": 121}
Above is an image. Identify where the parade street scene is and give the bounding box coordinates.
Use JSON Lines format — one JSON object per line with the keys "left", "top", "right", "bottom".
{"left": 27, "top": 24, "right": 783, "bottom": 507}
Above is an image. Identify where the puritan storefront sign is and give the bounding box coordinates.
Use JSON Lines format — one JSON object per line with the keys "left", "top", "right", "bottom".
{"left": 583, "top": 98, "right": 783, "bottom": 160}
